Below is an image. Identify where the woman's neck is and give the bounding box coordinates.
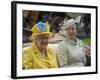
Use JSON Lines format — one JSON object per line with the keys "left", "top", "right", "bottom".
{"left": 39, "top": 47, "right": 46, "bottom": 54}
{"left": 67, "top": 37, "right": 75, "bottom": 41}
{"left": 35, "top": 42, "right": 46, "bottom": 54}
{"left": 39, "top": 47, "right": 47, "bottom": 59}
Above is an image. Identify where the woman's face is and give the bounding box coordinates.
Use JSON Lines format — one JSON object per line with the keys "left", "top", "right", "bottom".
{"left": 35, "top": 34, "right": 49, "bottom": 49}
{"left": 65, "top": 24, "right": 77, "bottom": 40}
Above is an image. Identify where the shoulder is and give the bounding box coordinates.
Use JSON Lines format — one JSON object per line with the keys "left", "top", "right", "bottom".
{"left": 47, "top": 47, "right": 56, "bottom": 53}
{"left": 23, "top": 46, "right": 30, "bottom": 52}
{"left": 47, "top": 47, "right": 57, "bottom": 56}
{"left": 59, "top": 40, "right": 65, "bottom": 46}
{"left": 23, "top": 45, "right": 33, "bottom": 55}
{"left": 76, "top": 38, "right": 84, "bottom": 46}
{"left": 58, "top": 40, "right": 68, "bottom": 49}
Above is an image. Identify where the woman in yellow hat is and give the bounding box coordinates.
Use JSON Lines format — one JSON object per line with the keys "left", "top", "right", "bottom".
{"left": 22, "top": 22, "right": 58, "bottom": 69}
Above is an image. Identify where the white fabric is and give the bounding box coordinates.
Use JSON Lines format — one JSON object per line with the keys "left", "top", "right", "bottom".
{"left": 57, "top": 38, "right": 86, "bottom": 67}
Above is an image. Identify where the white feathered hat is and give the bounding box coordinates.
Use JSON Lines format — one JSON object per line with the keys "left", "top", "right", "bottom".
{"left": 62, "top": 16, "right": 81, "bottom": 30}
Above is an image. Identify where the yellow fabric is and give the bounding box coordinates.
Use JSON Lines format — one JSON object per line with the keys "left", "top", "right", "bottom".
{"left": 22, "top": 43, "right": 58, "bottom": 69}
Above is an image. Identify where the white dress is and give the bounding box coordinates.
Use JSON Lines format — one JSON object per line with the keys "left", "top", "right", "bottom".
{"left": 57, "top": 38, "right": 86, "bottom": 67}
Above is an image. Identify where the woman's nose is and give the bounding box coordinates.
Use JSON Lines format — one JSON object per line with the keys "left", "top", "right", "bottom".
{"left": 43, "top": 39, "right": 48, "bottom": 42}
{"left": 69, "top": 29, "right": 73, "bottom": 33}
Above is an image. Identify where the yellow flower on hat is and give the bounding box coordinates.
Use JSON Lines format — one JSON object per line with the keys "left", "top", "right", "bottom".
{"left": 29, "top": 22, "right": 53, "bottom": 41}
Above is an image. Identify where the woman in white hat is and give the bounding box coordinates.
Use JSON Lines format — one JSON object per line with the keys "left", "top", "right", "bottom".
{"left": 22, "top": 22, "right": 58, "bottom": 69}
{"left": 57, "top": 16, "right": 90, "bottom": 67}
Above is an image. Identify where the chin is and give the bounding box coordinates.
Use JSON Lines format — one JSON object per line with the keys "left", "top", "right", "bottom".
{"left": 69, "top": 36, "right": 75, "bottom": 40}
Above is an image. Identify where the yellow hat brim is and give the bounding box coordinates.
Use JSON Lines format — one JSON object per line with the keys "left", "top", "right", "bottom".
{"left": 29, "top": 32, "right": 54, "bottom": 41}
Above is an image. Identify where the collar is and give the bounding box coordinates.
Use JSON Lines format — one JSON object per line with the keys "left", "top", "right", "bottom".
{"left": 31, "top": 42, "right": 40, "bottom": 54}
{"left": 64, "top": 37, "right": 78, "bottom": 46}
{"left": 31, "top": 42, "right": 51, "bottom": 61}
{"left": 31, "top": 42, "right": 49, "bottom": 54}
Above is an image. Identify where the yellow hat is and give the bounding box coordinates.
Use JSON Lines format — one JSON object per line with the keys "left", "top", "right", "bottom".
{"left": 29, "top": 22, "right": 54, "bottom": 41}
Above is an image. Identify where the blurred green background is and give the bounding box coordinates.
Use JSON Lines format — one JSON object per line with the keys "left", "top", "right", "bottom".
{"left": 81, "top": 37, "right": 91, "bottom": 46}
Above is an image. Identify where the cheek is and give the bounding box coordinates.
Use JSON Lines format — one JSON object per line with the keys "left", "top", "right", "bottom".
{"left": 36, "top": 40, "right": 43, "bottom": 46}
{"left": 67, "top": 31, "right": 77, "bottom": 37}
{"left": 69, "top": 30, "right": 77, "bottom": 34}
{"left": 74, "top": 30, "right": 77, "bottom": 35}
{"left": 44, "top": 40, "right": 48, "bottom": 45}
{"left": 72, "top": 30, "right": 77, "bottom": 34}
{"left": 67, "top": 31, "right": 72, "bottom": 35}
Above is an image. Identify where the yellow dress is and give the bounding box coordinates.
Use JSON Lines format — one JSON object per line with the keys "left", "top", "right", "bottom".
{"left": 22, "top": 43, "right": 58, "bottom": 69}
